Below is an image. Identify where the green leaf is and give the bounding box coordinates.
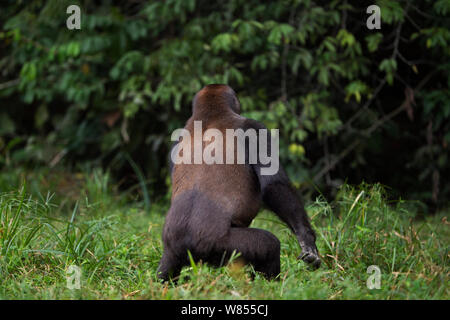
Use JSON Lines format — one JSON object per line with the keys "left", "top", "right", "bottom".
{"left": 365, "top": 33, "right": 383, "bottom": 52}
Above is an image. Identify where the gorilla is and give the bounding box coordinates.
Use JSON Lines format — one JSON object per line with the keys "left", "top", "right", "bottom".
{"left": 158, "top": 84, "right": 320, "bottom": 281}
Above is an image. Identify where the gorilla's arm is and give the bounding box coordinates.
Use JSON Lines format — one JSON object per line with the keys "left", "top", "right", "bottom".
{"left": 243, "top": 119, "right": 321, "bottom": 268}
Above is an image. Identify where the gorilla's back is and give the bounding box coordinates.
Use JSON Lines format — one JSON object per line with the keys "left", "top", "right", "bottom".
{"left": 171, "top": 114, "right": 261, "bottom": 228}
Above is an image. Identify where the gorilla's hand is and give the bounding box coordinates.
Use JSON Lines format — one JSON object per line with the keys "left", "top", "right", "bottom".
{"left": 298, "top": 244, "right": 321, "bottom": 269}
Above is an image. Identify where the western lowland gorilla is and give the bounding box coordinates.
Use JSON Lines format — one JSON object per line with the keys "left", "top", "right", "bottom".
{"left": 157, "top": 84, "right": 320, "bottom": 281}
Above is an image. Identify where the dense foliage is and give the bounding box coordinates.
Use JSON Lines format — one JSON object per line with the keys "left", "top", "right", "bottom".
{"left": 1, "top": 0, "right": 449, "bottom": 209}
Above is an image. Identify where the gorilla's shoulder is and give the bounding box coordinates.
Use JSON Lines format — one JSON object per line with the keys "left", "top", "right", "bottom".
{"left": 241, "top": 118, "right": 268, "bottom": 131}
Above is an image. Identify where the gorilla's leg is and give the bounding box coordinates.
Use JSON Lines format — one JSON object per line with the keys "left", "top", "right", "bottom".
{"left": 157, "top": 250, "right": 183, "bottom": 282}
{"left": 213, "top": 227, "right": 281, "bottom": 279}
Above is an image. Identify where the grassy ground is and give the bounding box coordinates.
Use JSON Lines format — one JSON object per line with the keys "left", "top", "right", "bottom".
{"left": 0, "top": 169, "right": 448, "bottom": 299}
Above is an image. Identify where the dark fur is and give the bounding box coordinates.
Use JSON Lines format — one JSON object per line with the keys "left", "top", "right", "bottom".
{"left": 158, "top": 84, "right": 320, "bottom": 281}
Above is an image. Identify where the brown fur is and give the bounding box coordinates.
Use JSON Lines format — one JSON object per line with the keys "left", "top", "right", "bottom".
{"left": 158, "top": 84, "right": 320, "bottom": 281}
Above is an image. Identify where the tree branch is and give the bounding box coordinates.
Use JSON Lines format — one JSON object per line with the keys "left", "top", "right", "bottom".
{"left": 0, "top": 79, "right": 20, "bottom": 90}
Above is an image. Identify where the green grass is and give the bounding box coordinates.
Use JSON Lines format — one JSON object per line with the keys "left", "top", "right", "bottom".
{"left": 0, "top": 169, "right": 448, "bottom": 299}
